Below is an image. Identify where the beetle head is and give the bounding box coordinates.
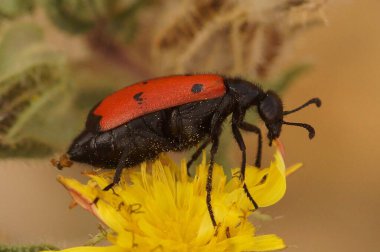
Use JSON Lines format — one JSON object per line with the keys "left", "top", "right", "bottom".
{"left": 258, "top": 91, "right": 321, "bottom": 145}
{"left": 258, "top": 91, "right": 283, "bottom": 145}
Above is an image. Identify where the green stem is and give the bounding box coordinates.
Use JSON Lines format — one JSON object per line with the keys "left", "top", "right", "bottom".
{"left": 0, "top": 244, "right": 59, "bottom": 252}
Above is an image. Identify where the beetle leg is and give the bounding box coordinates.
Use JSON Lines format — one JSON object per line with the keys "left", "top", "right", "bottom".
{"left": 103, "top": 147, "right": 131, "bottom": 191}
{"left": 186, "top": 138, "right": 211, "bottom": 176}
{"left": 206, "top": 131, "right": 221, "bottom": 227}
{"left": 231, "top": 120, "right": 259, "bottom": 211}
{"left": 104, "top": 128, "right": 176, "bottom": 192}
{"left": 238, "top": 122, "right": 262, "bottom": 168}
{"left": 206, "top": 101, "right": 228, "bottom": 227}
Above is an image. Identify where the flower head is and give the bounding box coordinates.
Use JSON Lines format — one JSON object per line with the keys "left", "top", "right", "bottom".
{"left": 55, "top": 150, "right": 301, "bottom": 252}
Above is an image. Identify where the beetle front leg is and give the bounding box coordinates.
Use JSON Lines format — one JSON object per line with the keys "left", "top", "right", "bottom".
{"left": 232, "top": 121, "right": 259, "bottom": 211}
{"left": 238, "top": 121, "right": 262, "bottom": 168}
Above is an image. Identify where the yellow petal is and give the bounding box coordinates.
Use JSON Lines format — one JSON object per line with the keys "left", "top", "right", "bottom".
{"left": 251, "top": 234, "right": 286, "bottom": 251}
{"left": 286, "top": 162, "right": 303, "bottom": 176}
{"left": 94, "top": 199, "right": 131, "bottom": 234}
{"left": 57, "top": 149, "right": 294, "bottom": 252}
{"left": 251, "top": 150, "right": 287, "bottom": 207}
{"left": 57, "top": 176, "right": 98, "bottom": 204}
{"left": 57, "top": 176, "right": 99, "bottom": 216}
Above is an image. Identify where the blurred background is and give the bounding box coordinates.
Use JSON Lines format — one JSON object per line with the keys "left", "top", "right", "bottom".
{"left": 0, "top": 0, "right": 379, "bottom": 251}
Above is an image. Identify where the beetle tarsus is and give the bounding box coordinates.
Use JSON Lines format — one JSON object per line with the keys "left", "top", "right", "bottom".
{"left": 103, "top": 183, "right": 115, "bottom": 191}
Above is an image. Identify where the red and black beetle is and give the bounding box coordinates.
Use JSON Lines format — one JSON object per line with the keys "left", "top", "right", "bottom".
{"left": 56, "top": 74, "right": 321, "bottom": 226}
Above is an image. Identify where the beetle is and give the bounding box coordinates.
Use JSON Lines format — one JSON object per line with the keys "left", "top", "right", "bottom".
{"left": 54, "top": 74, "right": 321, "bottom": 227}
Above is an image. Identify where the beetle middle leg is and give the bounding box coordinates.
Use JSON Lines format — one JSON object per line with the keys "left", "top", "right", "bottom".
{"left": 206, "top": 131, "right": 221, "bottom": 227}
{"left": 205, "top": 97, "right": 231, "bottom": 227}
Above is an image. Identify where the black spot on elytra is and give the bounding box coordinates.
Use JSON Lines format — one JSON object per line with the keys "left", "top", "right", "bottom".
{"left": 185, "top": 73, "right": 192, "bottom": 76}
{"left": 142, "top": 81, "right": 148, "bottom": 85}
{"left": 191, "top": 83, "right": 204, "bottom": 93}
{"left": 133, "top": 92, "right": 144, "bottom": 104}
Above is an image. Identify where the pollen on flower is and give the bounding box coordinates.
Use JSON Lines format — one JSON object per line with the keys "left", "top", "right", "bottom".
{"left": 55, "top": 149, "right": 300, "bottom": 252}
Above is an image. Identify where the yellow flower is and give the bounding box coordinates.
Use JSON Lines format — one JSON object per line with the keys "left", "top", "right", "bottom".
{"left": 54, "top": 150, "right": 301, "bottom": 252}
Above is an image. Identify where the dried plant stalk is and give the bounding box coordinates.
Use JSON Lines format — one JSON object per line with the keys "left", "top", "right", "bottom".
{"left": 148, "top": 0, "right": 327, "bottom": 78}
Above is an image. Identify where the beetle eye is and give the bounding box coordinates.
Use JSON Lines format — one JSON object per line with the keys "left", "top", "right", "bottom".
{"left": 260, "top": 101, "right": 276, "bottom": 122}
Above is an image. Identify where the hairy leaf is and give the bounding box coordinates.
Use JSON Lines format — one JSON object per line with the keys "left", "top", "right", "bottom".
{"left": 0, "top": 0, "right": 34, "bottom": 19}
{"left": 267, "top": 64, "right": 311, "bottom": 94}
{"left": 43, "top": 0, "right": 97, "bottom": 34}
{"left": 0, "top": 23, "right": 67, "bottom": 156}
{"left": 0, "top": 244, "right": 58, "bottom": 252}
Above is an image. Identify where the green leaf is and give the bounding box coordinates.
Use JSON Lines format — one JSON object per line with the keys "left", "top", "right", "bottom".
{"left": 84, "top": 226, "right": 110, "bottom": 246}
{"left": 266, "top": 63, "right": 311, "bottom": 94}
{"left": 43, "top": 0, "right": 98, "bottom": 34}
{"left": 0, "top": 138, "right": 53, "bottom": 158}
{"left": 43, "top": 0, "right": 151, "bottom": 42}
{"left": 0, "top": 0, "right": 34, "bottom": 19}
{"left": 0, "top": 23, "right": 68, "bottom": 156}
{"left": 109, "top": 0, "right": 152, "bottom": 42}
{"left": 0, "top": 244, "right": 58, "bottom": 252}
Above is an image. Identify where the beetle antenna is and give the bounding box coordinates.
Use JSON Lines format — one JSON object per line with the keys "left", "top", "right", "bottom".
{"left": 282, "top": 121, "right": 315, "bottom": 139}
{"left": 283, "top": 98, "right": 321, "bottom": 116}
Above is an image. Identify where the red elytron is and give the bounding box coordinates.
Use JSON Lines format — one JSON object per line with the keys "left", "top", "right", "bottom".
{"left": 94, "top": 74, "right": 226, "bottom": 131}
